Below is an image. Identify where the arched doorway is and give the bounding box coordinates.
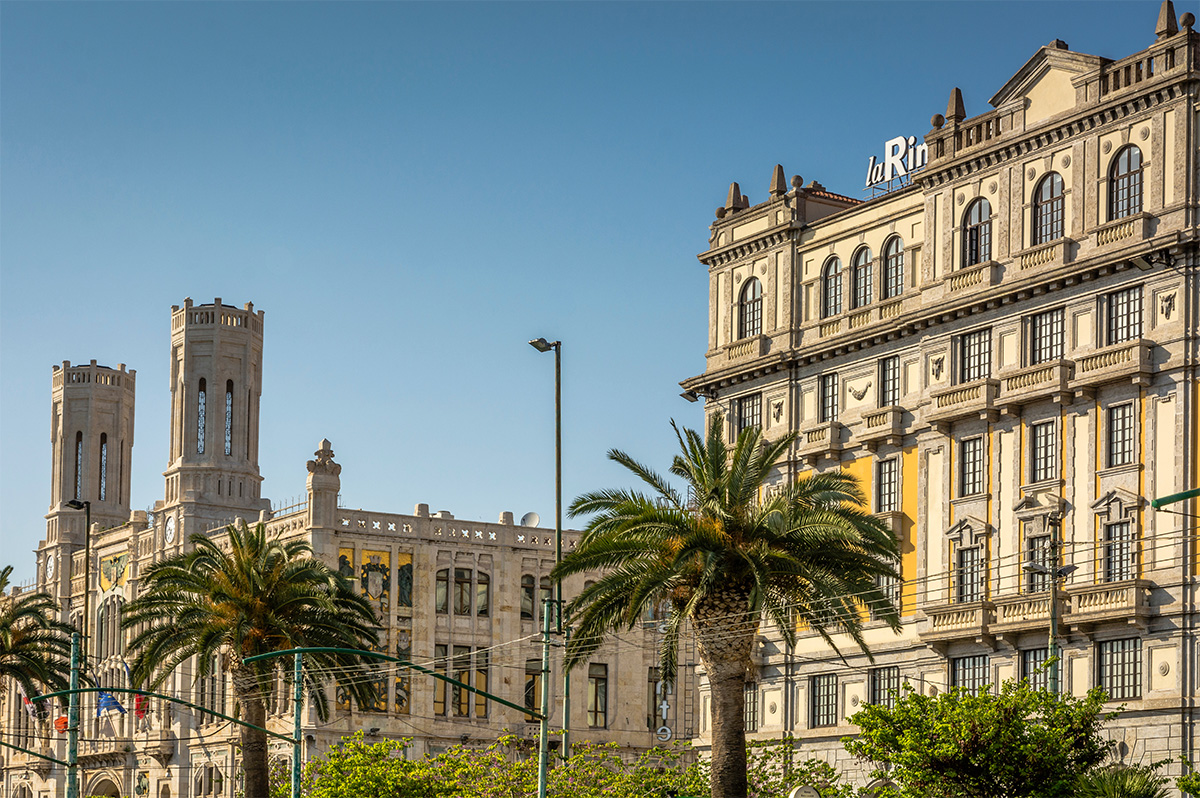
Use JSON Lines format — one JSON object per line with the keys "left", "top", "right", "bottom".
{"left": 159, "top": 784, "right": 172, "bottom": 798}
{"left": 86, "top": 776, "right": 122, "bottom": 797}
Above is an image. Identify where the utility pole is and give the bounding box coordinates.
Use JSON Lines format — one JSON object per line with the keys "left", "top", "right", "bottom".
{"left": 292, "top": 652, "right": 303, "bottom": 798}
{"left": 1048, "top": 514, "right": 1061, "bottom": 695}
{"left": 66, "top": 632, "right": 80, "bottom": 798}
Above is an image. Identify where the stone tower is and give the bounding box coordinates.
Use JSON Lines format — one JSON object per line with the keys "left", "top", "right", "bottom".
{"left": 159, "top": 297, "right": 269, "bottom": 546}
{"left": 39, "top": 360, "right": 136, "bottom": 604}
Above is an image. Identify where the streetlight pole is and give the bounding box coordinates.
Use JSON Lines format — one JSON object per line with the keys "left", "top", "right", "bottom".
{"left": 528, "top": 337, "right": 569, "bottom": 757}
{"left": 65, "top": 500, "right": 92, "bottom": 666}
{"left": 1047, "top": 515, "right": 1061, "bottom": 695}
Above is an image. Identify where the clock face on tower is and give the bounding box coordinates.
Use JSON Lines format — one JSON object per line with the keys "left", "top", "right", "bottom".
{"left": 46, "top": 553, "right": 55, "bottom": 580}
{"left": 165, "top": 515, "right": 176, "bottom": 544}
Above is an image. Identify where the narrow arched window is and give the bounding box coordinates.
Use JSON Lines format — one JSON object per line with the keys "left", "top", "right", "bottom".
{"left": 476, "top": 572, "right": 490, "bottom": 617}
{"left": 74, "top": 431, "right": 83, "bottom": 501}
{"left": 963, "top": 199, "right": 992, "bottom": 267}
{"left": 1032, "top": 173, "right": 1064, "bottom": 245}
{"left": 197, "top": 379, "right": 207, "bottom": 455}
{"left": 520, "top": 574, "right": 535, "bottom": 620}
{"left": 224, "top": 380, "right": 234, "bottom": 456}
{"left": 1109, "top": 146, "right": 1143, "bottom": 221}
{"left": 851, "top": 248, "right": 873, "bottom": 309}
{"left": 738, "top": 277, "right": 762, "bottom": 339}
{"left": 882, "top": 237, "right": 905, "bottom": 298}
{"left": 98, "top": 433, "right": 107, "bottom": 502}
{"left": 821, "top": 258, "right": 843, "bottom": 318}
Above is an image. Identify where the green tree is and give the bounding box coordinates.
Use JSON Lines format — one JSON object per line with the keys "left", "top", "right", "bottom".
{"left": 845, "top": 679, "right": 1116, "bottom": 798}
{"left": 0, "top": 564, "right": 75, "bottom": 705}
{"left": 1075, "top": 763, "right": 1169, "bottom": 798}
{"left": 286, "top": 731, "right": 446, "bottom": 798}
{"left": 553, "top": 415, "right": 901, "bottom": 798}
{"left": 122, "top": 521, "right": 381, "bottom": 798}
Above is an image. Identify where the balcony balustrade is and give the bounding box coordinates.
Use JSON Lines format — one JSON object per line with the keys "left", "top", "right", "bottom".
{"left": 918, "top": 600, "right": 995, "bottom": 652}
{"left": 857, "top": 407, "right": 905, "bottom": 451}
{"left": 1071, "top": 339, "right": 1154, "bottom": 395}
{"left": 797, "top": 421, "right": 842, "bottom": 465}
{"left": 926, "top": 379, "right": 1000, "bottom": 430}
{"left": 998, "top": 360, "right": 1073, "bottom": 411}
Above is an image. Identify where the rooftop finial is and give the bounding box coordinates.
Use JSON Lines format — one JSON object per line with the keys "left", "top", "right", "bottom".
{"left": 946, "top": 87, "right": 965, "bottom": 123}
{"left": 1156, "top": 0, "right": 1179, "bottom": 38}
{"left": 725, "top": 182, "right": 742, "bottom": 212}
{"left": 769, "top": 164, "right": 787, "bottom": 198}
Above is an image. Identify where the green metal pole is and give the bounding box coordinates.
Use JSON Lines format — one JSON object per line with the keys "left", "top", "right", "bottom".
{"left": 537, "top": 599, "right": 552, "bottom": 798}
{"left": 1049, "top": 517, "right": 1060, "bottom": 695}
{"left": 66, "top": 631, "right": 79, "bottom": 798}
{"left": 1151, "top": 487, "right": 1200, "bottom": 509}
{"left": 562, "top": 624, "right": 571, "bottom": 759}
{"left": 292, "top": 652, "right": 302, "bottom": 798}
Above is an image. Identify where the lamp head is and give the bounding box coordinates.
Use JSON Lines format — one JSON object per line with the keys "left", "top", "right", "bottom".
{"left": 680, "top": 391, "right": 699, "bottom": 403}
{"left": 1023, "top": 562, "right": 1049, "bottom": 574}
{"left": 528, "top": 338, "right": 556, "bottom": 353}
{"left": 66, "top": 500, "right": 88, "bottom": 510}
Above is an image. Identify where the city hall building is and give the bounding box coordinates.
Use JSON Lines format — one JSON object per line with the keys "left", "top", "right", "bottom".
{"left": 681, "top": 0, "right": 1198, "bottom": 785}
{"left": 2, "top": 298, "right": 688, "bottom": 798}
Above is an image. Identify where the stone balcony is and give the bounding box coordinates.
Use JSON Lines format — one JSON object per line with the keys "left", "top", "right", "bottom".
{"left": 1071, "top": 339, "right": 1155, "bottom": 396}
{"left": 136, "top": 730, "right": 176, "bottom": 766}
{"left": 926, "top": 379, "right": 999, "bottom": 430}
{"left": 1092, "top": 212, "right": 1152, "bottom": 250}
{"left": 720, "top": 334, "right": 769, "bottom": 365}
{"left": 797, "top": 421, "right": 842, "bottom": 465}
{"left": 991, "top": 593, "right": 1053, "bottom": 644}
{"left": 946, "top": 261, "right": 1001, "bottom": 294}
{"left": 856, "top": 406, "right": 905, "bottom": 451}
{"left": 1016, "top": 237, "right": 1074, "bottom": 272}
{"left": 918, "top": 600, "right": 995, "bottom": 652}
{"left": 1066, "top": 579, "right": 1154, "bottom": 634}
{"left": 998, "top": 360, "right": 1074, "bottom": 412}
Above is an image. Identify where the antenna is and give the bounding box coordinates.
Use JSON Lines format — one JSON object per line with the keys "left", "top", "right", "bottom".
{"left": 520, "top": 511, "right": 541, "bottom": 528}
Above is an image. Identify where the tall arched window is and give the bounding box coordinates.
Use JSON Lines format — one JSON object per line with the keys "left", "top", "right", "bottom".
{"left": 851, "top": 248, "right": 873, "bottom": 309}
{"left": 821, "top": 258, "right": 843, "bottom": 318}
{"left": 963, "top": 199, "right": 992, "bottom": 267}
{"left": 882, "top": 237, "right": 905, "bottom": 299}
{"left": 74, "top": 431, "right": 83, "bottom": 501}
{"left": 98, "top": 433, "right": 107, "bottom": 502}
{"left": 1109, "top": 145, "right": 1143, "bottom": 220}
{"left": 196, "top": 379, "right": 207, "bottom": 455}
{"left": 738, "top": 277, "right": 762, "bottom": 339}
{"left": 1032, "top": 173, "right": 1064, "bottom": 245}
{"left": 224, "top": 380, "right": 234, "bottom": 456}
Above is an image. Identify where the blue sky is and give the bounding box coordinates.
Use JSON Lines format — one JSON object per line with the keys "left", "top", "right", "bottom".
{"left": 0, "top": 1, "right": 1166, "bottom": 583}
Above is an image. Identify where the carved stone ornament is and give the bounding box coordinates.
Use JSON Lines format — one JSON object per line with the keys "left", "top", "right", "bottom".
{"left": 1027, "top": 167, "right": 1037, "bottom": 180}
{"left": 1061, "top": 155, "right": 1071, "bottom": 168}
{"left": 1103, "top": 140, "right": 1113, "bottom": 154}
{"left": 1161, "top": 292, "right": 1176, "bottom": 319}
{"left": 1140, "top": 126, "right": 1150, "bottom": 140}
{"left": 849, "top": 382, "right": 871, "bottom": 401}
{"left": 1159, "top": 662, "right": 1170, "bottom": 676}
{"left": 957, "top": 193, "right": 965, "bottom": 206}
{"left": 772, "top": 400, "right": 784, "bottom": 422}
{"left": 988, "top": 181, "right": 997, "bottom": 194}
{"left": 307, "top": 438, "right": 342, "bottom": 476}
{"left": 931, "top": 356, "right": 945, "bottom": 380}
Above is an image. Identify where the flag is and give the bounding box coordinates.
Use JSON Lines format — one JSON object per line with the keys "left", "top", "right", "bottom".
{"left": 124, "top": 661, "right": 149, "bottom": 718}
{"left": 96, "top": 691, "right": 126, "bottom": 736}
{"left": 17, "top": 686, "right": 38, "bottom": 721}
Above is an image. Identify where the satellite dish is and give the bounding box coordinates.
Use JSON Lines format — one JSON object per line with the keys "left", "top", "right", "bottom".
{"left": 520, "top": 512, "right": 541, "bottom": 528}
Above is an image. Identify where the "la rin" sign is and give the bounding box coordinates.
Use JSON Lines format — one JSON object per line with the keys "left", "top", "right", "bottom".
{"left": 865, "top": 135, "right": 929, "bottom": 188}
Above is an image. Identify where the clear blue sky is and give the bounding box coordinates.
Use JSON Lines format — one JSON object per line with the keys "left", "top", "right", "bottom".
{"left": 0, "top": 1, "right": 1166, "bottom": 584}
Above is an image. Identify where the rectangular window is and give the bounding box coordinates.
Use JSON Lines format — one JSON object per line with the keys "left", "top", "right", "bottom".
{"left": 868, "top": 666, "right": 900, "bottom": 708}
{"left": 951, "top": 655, "right": 989, "bottom": 693}
{"left": 876, "top": 459, "right": 899, "bottom": 513}
{"left": 960, "top": 437, "right": 985, "bottom": 497}
{"left": 1104, "top": 521, "right": 1136, "bottom": 582}
{"left": 1029, "top": 308, "right": 1065, "bottom": 365}
{"left": 520, "top": 575, "right": 535, "bottom": 620}
{"left": 433, "top": 644, "right": 448, "bottom": 715}
{"left": 476, "top": 572, "right": 490, "bottom": 617}
{"left": 1107, "top": 287, "right": 1142, "bottom": 345}
{"left": 810, "top": 674, "right": 838, "bottom": 727}
{"left": 959, "top": 328, "right": 992, "bottom": 383}
{"left": 1026, "top": 534, "right": 1051, "bottom": 592}
{"left": 736, "top": 393, "right": 762, "bottom": 434}
{"left": 1030, "top": 421, "right": 1058, "bottom": 483}
{"left": 819, "top": 374, "right": 839, "bottom": 423}
{"left": 956, "top": 546, "right": 983, "bottom": 604}
{"left": 587, "top": 664, "right": 608, "bottom": 728}
{"left": 1107, "top": 404, "right": 1135, "bottom": 468}
{"left": 524, "top": 659, "right": 542, "bottom": 721}
{"left": 452, "top": 645, "right": 471, "bottom": 716}
{"left": 453, "top": 568, "right": 472, "bottom": 616}
{"left": 871, "top": 573, "right": 901, "bottom": 621}
{"left": 879, "top": 356, "right": 900, "bottom": 407}
{"left": 1021, "top": 648, "right": 1054, "bottom": 691}
{"left": 1098, "top": 638, "right": 1141, "bottom": 700}
{"left": 435, "top": 569, "right": 449, "bottom": 614}
{"left": 744, "top": 682, "right": 759, "bottom": 733}
{"left": 474, "top": 651, "right": 490, "bottom": 718}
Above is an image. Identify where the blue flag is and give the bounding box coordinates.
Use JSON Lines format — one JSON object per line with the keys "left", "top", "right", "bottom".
{"left": 97, "top": 691, "right": 126, "bottom": 718}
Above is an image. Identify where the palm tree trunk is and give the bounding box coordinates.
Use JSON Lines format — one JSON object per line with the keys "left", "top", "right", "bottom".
{"left": 232, "top": 667, "right": 270, "bottom": 798}
{"left": 693, "top": 590, "right": 758, "bottom": 798}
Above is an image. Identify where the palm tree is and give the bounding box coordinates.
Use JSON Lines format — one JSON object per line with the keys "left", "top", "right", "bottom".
{"left": 0, "top": 564, "right": 75, "bottom": 709}
{"left": 122, "top": 521, "right": 381, "bottom": 798}
{"left": 553, "top": 415, "right": 901, "bottom": 798}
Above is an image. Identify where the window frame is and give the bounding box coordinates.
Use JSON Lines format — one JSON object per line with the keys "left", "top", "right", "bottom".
{"left": 1103, "top": 520, "right": 1136, "bottom": 583}
{"left": 819, "top": 373, "right": 839, "bottom": 423}
{"left": 1032, "top": 172, "right": 1065, "bottom": 245}
{"left": 1021, "top": 647, "right": 1054, "bottom": 691}
{"left": 960, "top": 436, "right": 986, "bottom": 497}
{"left": 958, "top": 328, "right": 992, "bottom": 383}
{"left": 955, "top": 545, "right": 984, "bottom": 604}
{"left": 435, "top": 569, "right": 449, "bottom": 614}
{"left": 1106, "top": 286, "right": 1142, "bottom": 346}
{"left": 735, "top": 393, "right": 762, "bottom": 435}
{"left": 809, "top": 674, "right": 838, "bottom": 728}
{"left": 876, "top": 458, "right": 899, "bottom": 514}
{"left": 1106, "top": 403, "right": 1136, "bottom": 468}
{"left": 878, "top": 356, "right": 900, "bottom": 408}
{"left": 821, "top": 257, "right": 843, "bottom": 319}
{"left": 744, "top": 682, "right": 760, "bottom": 733}
{"left": 962, "top": 198, "right": 992, "bottom": 267}
{"left": 1025, "top": 533, "right": 1051, "bottom": 593}
{"left": 1030, "top": 420, "right": 1058, "bottom": 483}
{"left": 882, "top": 237, "right": 904, "bottom": 299}
{"left": 1097, "top": 638, "right": 1141, "bottom": 700}
{"left": 587, "top": 663, "right": 609, "bottom": 728}
{"left": 1028, "top": 308, "right": 1065, "bottom": 365}
{"left": 950, "top": 654, "right": 989, "bottom": 694}
{"left": 1108, "top": 145, "right": 1143, "bottom": 221}
{"left": 738, "top": 277, "right": 763, "bottom": 340}
{"left": 868, "top": 666, "right": 900, "bottom": 708}
{"left": 851, "top": 247, "right": 873, "bottom": 309}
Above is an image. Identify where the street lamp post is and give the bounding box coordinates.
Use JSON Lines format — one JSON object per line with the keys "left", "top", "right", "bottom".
{"left": 65, "top": 500, "right": 92, "bottom": 662}
{"left": 528, "top": 337, "right": 569, "bottom": 758}
{"left": 1023, "top": 514, "right": 1076, "bottom": 694}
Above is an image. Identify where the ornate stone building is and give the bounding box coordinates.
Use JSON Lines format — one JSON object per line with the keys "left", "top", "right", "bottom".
{"left": 3, "top": 298, "right": 689, "bottom": 798}
{"left": 681, "top": 1, "right": 1198, "bottom": 786}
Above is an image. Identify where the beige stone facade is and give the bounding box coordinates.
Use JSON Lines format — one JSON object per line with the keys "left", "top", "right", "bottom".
{"left": 3, "top": 299, "right": 687, "bottom": 798}
{"left": 682, "top": 3, "right": 1198, "bottom": 787}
